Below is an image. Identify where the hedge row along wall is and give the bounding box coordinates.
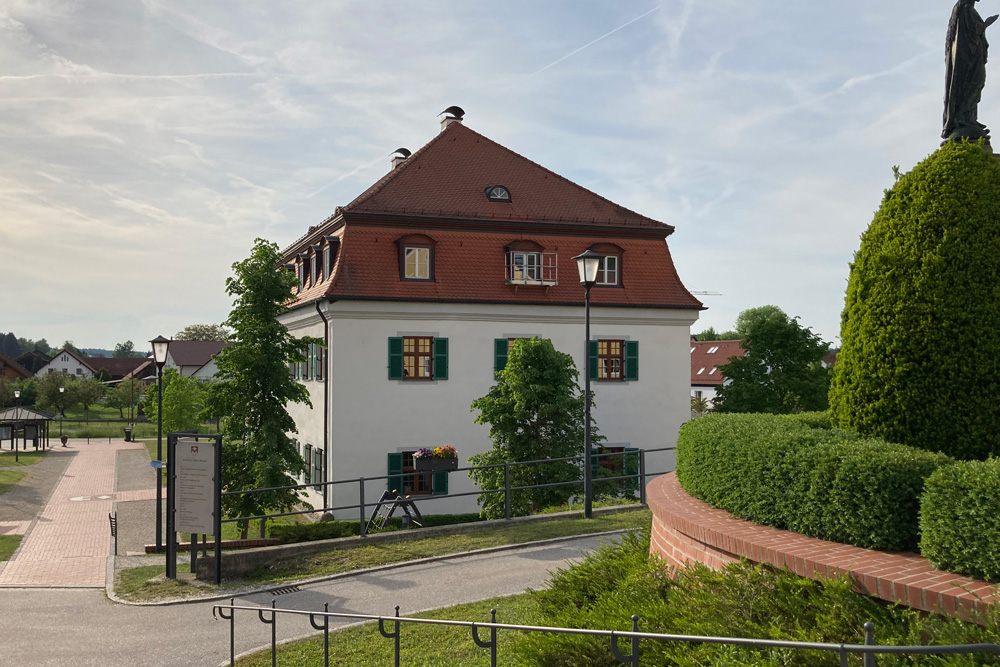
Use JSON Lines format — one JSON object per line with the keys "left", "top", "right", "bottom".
{"left": 676, "top": 413, "right": 951, "bottom": 552}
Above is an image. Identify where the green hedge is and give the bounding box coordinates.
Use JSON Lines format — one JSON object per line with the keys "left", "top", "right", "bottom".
{"left": 676, "top": 413, "right": 951, "bottom": 551}
{"left": 920, "top": 459, "right": 1000, "bottom": 582}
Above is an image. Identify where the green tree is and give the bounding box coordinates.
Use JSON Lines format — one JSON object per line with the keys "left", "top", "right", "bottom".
{"left": 831, "top": 142, "right": 1000, "bottom": 459}
{"left": 105, "top": 378, "right": 145, "bottom": 419}
{"left": 694, "top": 327, "right": 737, "bottom": 341}
{"left": 204, "top": 239, "right": 318, "bottom": 537}
{"left": 690, "top": 395, "right": 710, "bottom": 418}
{"left": 174, "top": 324, "right": 231, "bottom": 341}
{"left": 714, "top": 307, "right": 830, "bottom": 414}
{"left": 2, "top": 333, "right": 19, "bottom": 358}
{"left": 11, "top": 378, "right": 37, "bottom": 407}
{"left": 467, "top": 337, "right": 599, "bottom": 518}
{"left": 142, "top": 369, "right": 205, "bottom": 433}
{"left": 61, "top": 341, "right": 85, "bottom": 357}
{"left": 0, "top": 377, "right": 13, "bottom": 408}
{"left": 113, "top": 340, "right": 143, "bottom": 358}
{"left": 74, "top": 379, "right": 105, "bottom": 420}
{"left": 36, "top": 373, "right": 76, "bottom": 417}
{"left": 735, "top": 305, "right": 786, "bottom": 338}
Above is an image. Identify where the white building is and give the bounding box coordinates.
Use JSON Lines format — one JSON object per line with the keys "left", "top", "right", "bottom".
{"left": 36, "top": 348, "right": 94, "bottom": 379}
{"left": 690, "top": 339, "right": 744, "bottom": 408}
{"left": 278, "top": 111, "right": 703, "bottom": 515}
{"left": 163, "top": 341, "right": 227, "bottom": 378}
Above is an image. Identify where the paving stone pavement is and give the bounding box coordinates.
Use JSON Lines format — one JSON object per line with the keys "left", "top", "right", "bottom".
{"left": 0, "top": 439, "right": 145, "bottom": 588}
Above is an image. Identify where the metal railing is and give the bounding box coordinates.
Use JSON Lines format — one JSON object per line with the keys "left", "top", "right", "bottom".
{"left": 213, "top": 599, "right": 1000, "bottom": 667}
{"left": 221, "top": 447, "right": 673, "bottom": 537}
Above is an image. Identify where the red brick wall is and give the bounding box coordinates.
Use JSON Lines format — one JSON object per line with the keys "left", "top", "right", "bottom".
{"left": 647, "top": 472, "right": 999, "bottom": 620}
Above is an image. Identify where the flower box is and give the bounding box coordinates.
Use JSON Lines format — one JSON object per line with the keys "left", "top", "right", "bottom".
{"left": 415, "top": 458, "right": 458, "bottom": 472}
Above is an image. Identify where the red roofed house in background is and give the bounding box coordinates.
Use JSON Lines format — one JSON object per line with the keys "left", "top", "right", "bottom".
{"left": 690, "top": 339, "right": 745, "bottom": 408}
{"left": 278, "top": 109, "right": 703, "bottom": 514}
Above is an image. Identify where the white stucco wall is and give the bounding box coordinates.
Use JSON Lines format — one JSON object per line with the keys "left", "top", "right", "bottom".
{"left": 39, "top": 353, "right": 93, "bottom": 379}
{"left": 192, "top": 359, "right": 220, "bottom": 379}
{"left": 282, "top": 300, "right": 698, "bottom": 516}
{"left": 691, "top": 385, "right": 719, "bottom": 408}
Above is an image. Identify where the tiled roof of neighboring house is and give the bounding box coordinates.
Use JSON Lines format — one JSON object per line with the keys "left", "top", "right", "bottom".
{"left": 121, "top": 360, "right": 156, "bottom": 381}
{"left": 168, "top": 341, "right": 228, "bottom": 367}
{"left": 691, "top": 339, "right": 744, "bottom": 386}
{"left": 822, "top": 348, "right": 839, "bottom": 368}
{"left": 0, "top": 352, "right": 32, "bottom": 379}
{"left": 341, "top": 122, "right": 670, "bottom": 230}
{"left": 283, "top": 121, "right": 702, "bottom": 311}
{"left": 85, "top": 357, "right": 148, "bottom": 378}
{"left": 15, "top": 351, "right": 50, "bottom": 373}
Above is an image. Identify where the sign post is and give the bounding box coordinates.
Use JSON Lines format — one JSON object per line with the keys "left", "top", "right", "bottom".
{"left": 166, "top": 432, "right": 222, "bottom": 584}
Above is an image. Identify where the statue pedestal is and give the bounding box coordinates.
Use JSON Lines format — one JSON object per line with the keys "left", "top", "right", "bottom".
{"left": 942, "top": 125, "right": 993, "bottom": 153}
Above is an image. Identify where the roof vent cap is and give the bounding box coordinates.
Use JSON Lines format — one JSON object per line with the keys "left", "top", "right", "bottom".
{"left": 439, "top": 105, "right": 465, "bottom": 132}
{"left": 391, "top": 147, "right": 411, "bottom": 170}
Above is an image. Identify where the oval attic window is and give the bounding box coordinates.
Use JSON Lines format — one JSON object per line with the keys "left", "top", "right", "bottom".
{"left": 486, "top": 185, "right": 511, "bottom": 202}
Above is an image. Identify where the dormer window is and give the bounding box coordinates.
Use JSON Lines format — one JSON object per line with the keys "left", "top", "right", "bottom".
{"left": 395, "top": 234, "right": 436, "bottom": 281}
{"left": 504, "top": 240, "right": 556, "bottom": 287}
{"left": 486, "top": 185, "right": 511, "bottom": 202}
{"left": 589, "top": 243, "right": 623, "bottom": 287}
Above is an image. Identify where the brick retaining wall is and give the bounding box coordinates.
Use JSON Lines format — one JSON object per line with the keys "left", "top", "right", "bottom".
{"left": 648, "top": 472, "right": 998, "bottom": 619}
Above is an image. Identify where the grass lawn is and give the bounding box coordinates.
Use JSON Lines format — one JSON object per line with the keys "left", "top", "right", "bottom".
{"left": 0, "top": 450, "right": 47, "bottom": 466}
{"left": 0, "top": 470, "right": 25, "bottom": 495}
{"left": 114, "top": 509, "right": 650, "bottom": 602}
{"left": 236, "top": 593, "right": 539, "bottom": 667}
{"left": 0, "top": 535, "right": 22, "bottom": 561}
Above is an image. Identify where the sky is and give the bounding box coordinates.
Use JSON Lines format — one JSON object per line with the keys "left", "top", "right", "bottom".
{"left": 0, "top": 1, "right": 973, "bottom": 351}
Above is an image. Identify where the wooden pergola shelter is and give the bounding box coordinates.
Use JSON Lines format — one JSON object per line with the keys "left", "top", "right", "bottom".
{"left": 0, "top": 406, "right": 55, "bottom": 455}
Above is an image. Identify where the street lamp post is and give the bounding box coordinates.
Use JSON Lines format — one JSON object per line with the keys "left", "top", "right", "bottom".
{"left": 150, "top": 335, "right": 171, "bottom": 554}
{"left": 13, "top": 390, "right": 20, "bottom": 463}
{"left": 573, "top": 250, "right": 602, "bottom": 519}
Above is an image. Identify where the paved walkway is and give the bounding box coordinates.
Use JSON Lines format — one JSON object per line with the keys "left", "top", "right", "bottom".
{"left": 0, "top": 534, "right": 609, "bottom": 666}
{"left": 0, "top": 439, "right": 146, "bottom": 588}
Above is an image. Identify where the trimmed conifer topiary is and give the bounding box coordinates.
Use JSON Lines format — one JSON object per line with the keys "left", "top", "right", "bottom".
{"left": 830, "top": 141, "right": 1000, "bottom": 460}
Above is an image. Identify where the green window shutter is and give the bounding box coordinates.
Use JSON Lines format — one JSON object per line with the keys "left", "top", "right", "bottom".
{"left": 589, "top": 340, "right": 599, "bottom": 381}
{"left": 625, "top": 341, "right": 639, "bottom": 381}
{"left": 387, "top": 452, "right": 403, "bottom": 494}
{"left": 307, "top": 343, "right": 314, "bottom": 380}
{"left": 432, "top": 470, "right": 449, "bottom": 495}
{"left": 433, "top": 338, "right": 449, "bottom": 380}
{"left": 304, "top": 444, "right": 312, "bottom": 484}
{"left": 388, "top": 338, "right": 404, "bottom": 380}
{"left": 494, "top": 338, "right": 509, "bottom": 373}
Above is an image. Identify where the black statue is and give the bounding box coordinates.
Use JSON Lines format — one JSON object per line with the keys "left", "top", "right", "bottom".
{"left": 943, "top": 0, "right": 999, "bottom": 143}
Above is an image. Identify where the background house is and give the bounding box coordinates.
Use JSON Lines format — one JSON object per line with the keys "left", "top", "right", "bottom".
{"left": 163, "top": 340, "right": 227, "bottom": 378}
{"left": 35, "top": 348, "right": 95, "bottom": 379}
{"left": 278, "top": 111, "right": 702, "bottom": 514}
{"left": 0, "top": 353, "right": 32, "bottom": 380}
{"left": 690, "top": 339, "right": 744, "bottom": 408}
{"left": 14, "top": 350, "right": 49, "bottom": 374}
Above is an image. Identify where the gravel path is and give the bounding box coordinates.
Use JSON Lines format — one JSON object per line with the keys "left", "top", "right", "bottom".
{"left": 0, "top": 449, "right": 72, "bottom": 523}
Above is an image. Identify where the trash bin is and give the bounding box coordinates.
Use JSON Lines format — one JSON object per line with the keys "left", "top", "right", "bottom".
{"left": 123, "top": 427, "right": 132, "bottom": 442}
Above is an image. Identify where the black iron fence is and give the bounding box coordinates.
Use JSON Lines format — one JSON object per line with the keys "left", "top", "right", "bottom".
{"left": 213, "top": 599, "right": 1000, "bottom": 667}
{"left": 221, "top": 447, "right": 674, "bottom": 538}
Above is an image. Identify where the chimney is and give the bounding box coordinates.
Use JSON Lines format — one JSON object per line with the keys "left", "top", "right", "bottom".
{"left": 439, "top": 105, "right": 465, "bottom": 132}
{"left": 391, "top": 147, "right": 411, "bottom": 170}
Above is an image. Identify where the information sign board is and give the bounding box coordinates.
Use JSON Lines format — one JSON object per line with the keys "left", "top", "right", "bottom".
{"left": 174, "top": 438, "right": 217, "bottom": 535}
{"left": 0, "top": 426, "right": 10, "bottom": 441}
{"left": 24, "top": 425, "right": 38, "bottom": 439}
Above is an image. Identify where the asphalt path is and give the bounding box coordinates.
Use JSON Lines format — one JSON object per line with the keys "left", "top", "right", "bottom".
{"left": 0, "top": 534, "right": 610, "bottom": 666}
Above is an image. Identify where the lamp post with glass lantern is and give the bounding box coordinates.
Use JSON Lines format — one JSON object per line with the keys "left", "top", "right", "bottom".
{"left": 13, "top": 390, "right": 20, "bottom": 463}
{"left": 150, "top": 335, "right": 170, "bottom": 553}
{"left": 573, "top": 250, "right": 602, "bottom": 519}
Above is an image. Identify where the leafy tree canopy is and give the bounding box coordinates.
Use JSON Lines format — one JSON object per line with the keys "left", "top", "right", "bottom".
{"left": 714, "top": 307, "right": 830, "bottom": 415}
{"left": 113, "top": 340, "right": 144, "bottom": 358}
{"left": 174, "top": 324, "right": 232, "bottom": 341}
{"left": 694, "top": 326, "right": 738, "bottom": 341}
{"left": 61, "top": 341, "right": 86, "bottom": 357}
{"left": 1, "top": 333, "right": 19, "bottom": 359}
{"left": 468, "top": 337, "right": 600, "bottom": 518}
{"left": 831, "top": 142, "right": 1000, "bottom": 459}
{"left": 204, "top": 238, "right": 319, "bottom": 535}
{"left": 36, "top": 373, "right": 78, "bottom": 417}
{"left": 142, "top": 369, "right": 206, "bottom": 433}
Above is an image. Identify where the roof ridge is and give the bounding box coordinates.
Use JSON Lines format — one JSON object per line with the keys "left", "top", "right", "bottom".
{"left": 455, "top": 124, "right": 669, "bottom": 230}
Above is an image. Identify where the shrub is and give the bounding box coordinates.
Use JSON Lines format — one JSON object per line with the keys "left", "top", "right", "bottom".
{"left": 676, "top": 413, "right": 950, "bottom": 551}
{"left": 920, "top": 459, "right": 1000, "bottom": 582}
{"left": 268, "top": 513, "right": 484, "bottom": 543}
{"left": 831, "top": 141, "right": 1000, "bottom": 460}
{"left": 515, "top": 531, "right": 1000, "bottom": 667}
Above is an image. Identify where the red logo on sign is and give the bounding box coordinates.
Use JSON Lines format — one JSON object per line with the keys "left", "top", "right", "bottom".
{"left": 190, "top": 446, "right": 199, "bottom": 454}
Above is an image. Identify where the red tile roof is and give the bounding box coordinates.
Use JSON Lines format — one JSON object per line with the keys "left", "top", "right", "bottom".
{"left": 341, "top": 122, "right": 670, "bottom": 230}
{"left": 284, "top": 121, "right": 701, "bottom": 311}
{"left": 691, "top": 340, "right": 744, "bottom": 386}
{"left": 85, "top": 357, "right": 148, "bottom": 379}
{"left": 168, "top": 341, "right": 228, "bottom": 368}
